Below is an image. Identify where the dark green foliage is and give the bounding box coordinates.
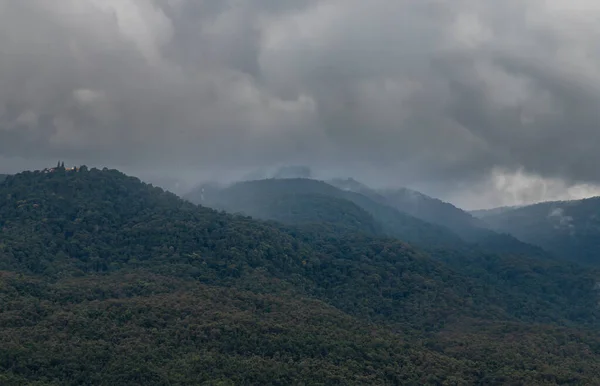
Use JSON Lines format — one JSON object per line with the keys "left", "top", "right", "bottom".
{"left": 5, "top": 272, "right": 600, "bottom": 385}
{"left": 479, "top": 197, "right": 600, "bottom": 265}
{"left": 198, "top": 189, "right": 382, "bottom": 235}
{"left": 0, "top": 170, "right": 492, "bottom": 329}
{"left": 2, "top": 169, "right": 600, "bottom": 383}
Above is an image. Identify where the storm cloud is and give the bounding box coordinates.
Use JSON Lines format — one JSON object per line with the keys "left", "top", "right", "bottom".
{"left": 2, "top": 0, "right": 600, "bottom": 208}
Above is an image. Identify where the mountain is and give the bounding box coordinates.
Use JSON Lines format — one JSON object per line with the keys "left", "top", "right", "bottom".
{"left": 184, "top": 177, "right": 600, "bottom": 325}
{"left": 185, "top": 178, "right": 465, "bottom": 249}
{"left": 3, "top": 168, "right": 600, "bottom": 383}
{"left": 188, "top": 180, "right": 380, "bottom": 235}
{"left": 329, "top": 178, "right": 549, "bottom": 258}
{"left": 478, "top": 197, "right": 600, "bottom": 265}
{"left": 0, "top": 174, "right": 7, "bottom": 183}
{"left": 329, "top": 179, "right": 481, "bottom": 233}
{"left": 378, "top": 187, "right": 485, "bottom": 237}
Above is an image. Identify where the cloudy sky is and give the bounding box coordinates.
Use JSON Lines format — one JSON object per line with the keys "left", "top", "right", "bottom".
{"left": 1, "top": 0, "right": 600, "bottom": 209}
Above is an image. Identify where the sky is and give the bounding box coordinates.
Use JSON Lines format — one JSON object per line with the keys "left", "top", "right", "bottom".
{"left": 2, "top": 0, "right": 600, "bottom": 209}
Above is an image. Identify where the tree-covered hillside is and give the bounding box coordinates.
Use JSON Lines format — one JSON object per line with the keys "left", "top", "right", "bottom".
{"left": 185, "top": 178, "right": 465, "bottom": 249}
{"left": 190, "top": 178, "right": 550, "bottom": 260}
{"left": 328, "top": 178, "right": 492, "bottom": 239}
{"left": 379, "top": 188, "right": 487, "bottom": 237}
{"left": 479, "top": 197, "right": 600, "bottom": 265}
{"left": 190, "top": 185, "right": 382, "bottom": 236}
{"left": 329, "top": 178, "right": 550, "bottom": 259}
{"left": 3, "top": 168, "right": 600, "bottom": 384}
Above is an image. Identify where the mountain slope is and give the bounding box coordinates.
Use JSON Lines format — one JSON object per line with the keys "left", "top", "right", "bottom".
{"left": 329, "top": 178, "right": 483, "bottom": 235}
{"left": 185, "top": 177, "right": 600, "bottom": 326}
{"left": 479, "top": 197, "right": 600, "bottom": 265}
{"left": 3, "top": 168, "right": 600, "bottom": 383}
{"left": 5, "top": 270, "right": 600, "bottom": 385}
{"left": 0, "top": 170, "right": 494, "bottom": 329}
{"left": 379, "top": 188, "right": 485, "bottom": 237}
{"left": 0, "top": 271, "right": 450, "bottom": 385}
{"left": 330, "top": 178, "right": 550, "bottom": 258}
{"left": 188, "top": 182, "right": 381, "bottom": 236}
{"left": 186, "top": 178, "right": 465, "bottom": 249}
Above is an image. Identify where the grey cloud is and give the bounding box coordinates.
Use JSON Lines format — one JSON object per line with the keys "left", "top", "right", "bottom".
{"left": 2, "top": 0, "right": 600, "bottom": 207}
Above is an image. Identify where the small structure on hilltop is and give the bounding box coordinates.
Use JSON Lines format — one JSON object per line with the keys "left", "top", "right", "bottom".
{"left": 42, "top": 161, "right": 80, "bottom": 173}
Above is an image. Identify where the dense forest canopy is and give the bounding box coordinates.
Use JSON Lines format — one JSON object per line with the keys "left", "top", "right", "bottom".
{"left": 2, "top": 167, "right": 600, "bottom": 384}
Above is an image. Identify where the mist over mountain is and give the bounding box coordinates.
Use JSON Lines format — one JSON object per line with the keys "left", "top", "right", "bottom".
{"left": 185, "top": 178, "right": 464, "bottom": 248}
{"left": 328, "top": 178, "right": 486, "bottom": 236}
{"left": 478, "top": 196, "right": 600, "bottom": 266}
{"left": 3, "top": 166, "right": 600, "bottom": 383}
{"left": 7, "top": 0, "right": 600, "bottom": 383}
{"left": 185, "top": 175, "right": 551, "bottom": 260}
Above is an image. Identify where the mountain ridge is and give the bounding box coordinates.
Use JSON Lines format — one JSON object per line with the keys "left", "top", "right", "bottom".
{"left": 185, "top": 178, "right": 467, "bottom": 249}
{"left": 477, "top": 196, "right": 600, "bottom": 265}
{"left": 3, "top": 168, "right": 600, "bottom": 383}
{"left": 328, "top": 178, "right": 551, "bottom": 258}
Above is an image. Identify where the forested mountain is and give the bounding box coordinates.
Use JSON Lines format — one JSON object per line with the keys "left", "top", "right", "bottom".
{"left": 192, "top": 177, "right": 549, "bottom": 259}
{"left": 478, "top": 197, "right": 600, "bottom": 265}
{"left": 185, "top": 178, "right": 465, "bottom": 249}
{"left": 0, "top": 174, "right": 7, "bottom": 183}
{"left": 329, "top": 178, "right": 485, "bottom": 235}
{"left": 379, "top": 188, "right": 484, "bottom": 236}
{"left": 3, "top": 168, "right": 600, "bottom": 384}
{"left": 328, "top": 178, "right": 549, "bottom": 258}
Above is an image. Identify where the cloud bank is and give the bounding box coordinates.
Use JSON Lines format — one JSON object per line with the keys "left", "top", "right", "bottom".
{"left": 2, "top": 0, "right": 600, "bottom": 208}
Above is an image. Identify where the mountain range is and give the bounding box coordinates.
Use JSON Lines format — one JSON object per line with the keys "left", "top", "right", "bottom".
{"left": 185, "top": 177, "right": 549, "bottom": 260}
{"left": 477, "top": 197, "right": 600, "bottom": 266}
{"left": 3, "top": 166, "right": 600, "bottom": 384}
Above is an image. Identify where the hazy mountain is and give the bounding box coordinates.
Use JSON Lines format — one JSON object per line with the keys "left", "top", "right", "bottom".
{"left": 3, "top": 168, "right": 600, "bottom": 383}
{"left": 478, "top": 197, "right": 600, "bottom": 265}
{"left": 185, "top": 178, "right": 466, "bottom": 249}
{"left": 0, "top": 174, "right": 7, "bottom": 183}
{"left": 379, "top": 188, "right": 484, "bottom": 233}
{"left": 329, "top": 178, "right": 549, "bottom": 258}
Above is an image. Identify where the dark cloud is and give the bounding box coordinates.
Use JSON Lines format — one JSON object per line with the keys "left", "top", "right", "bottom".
{"left": 2, "top": 0, "right": 600, "bottom": 208}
